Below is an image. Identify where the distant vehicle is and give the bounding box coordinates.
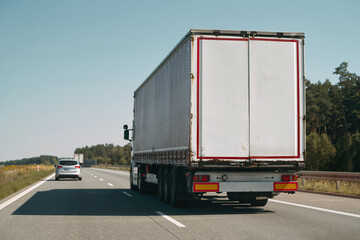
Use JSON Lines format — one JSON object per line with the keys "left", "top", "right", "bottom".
{"left": 124, "top": 29, "right": 305, "bottom": 207}
{"left": 74, "top": 153, "right": 84, "bottom": 166}
{"left": 55, "top": 159, "right": 82, "bottom": 181}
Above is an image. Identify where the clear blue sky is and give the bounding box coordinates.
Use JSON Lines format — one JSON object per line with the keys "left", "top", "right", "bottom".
{"left": 0, "top": 0, "right": 359, "bottom": 162}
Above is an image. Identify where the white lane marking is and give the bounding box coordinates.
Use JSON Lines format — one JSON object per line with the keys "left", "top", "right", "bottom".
{"left": 269, "top": 199, "right": 360, "bottom": 219}
{"left": 99, "top": 178, "right": 104, "bottom": 181}
{"left": 122, "top": 191, "right": 133, "bottom": 197}
{"left": 107, "top": 183, "right": 114, "bottom": 187}
{"left": 0, "top": 173, "right": 54, "bottom": 211}
{"left": 155, "top": 211, "right": 186, "bottom": 228}
{"left": 90, "top": 174, "right": 93, "bottom": 176}
{"left": 94, "top": 175, "right": 98, "bottom": 178}
{"left": 91, "top": 168, "right": 130, "bottom": 176}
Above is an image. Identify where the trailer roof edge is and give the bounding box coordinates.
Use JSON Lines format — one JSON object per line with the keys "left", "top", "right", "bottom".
{"left": 134, "top": 29, "right": 304, "bottom": 96}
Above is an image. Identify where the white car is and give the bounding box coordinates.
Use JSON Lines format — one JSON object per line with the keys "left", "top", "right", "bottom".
{"left": 55, "top": 159, "right": 82, "bottom": 180}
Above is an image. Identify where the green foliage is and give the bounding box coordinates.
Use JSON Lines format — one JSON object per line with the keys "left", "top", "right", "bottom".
{"left": 306, "top": 79, "right": 333, "bottom": 135}
{"left": 306, "top": 62, "right": 360, "bottom": 171}
{"left": 75, "top": 143, "right": 131, "bottom": 165}
{"left": 306, "top": 132, "right": 336, "bottom": 170}
{"left": 334, "top": 132, "right": 360, "bottom": 172}
{"left": 4, "top": 155, "right": 58, "bottom": 166}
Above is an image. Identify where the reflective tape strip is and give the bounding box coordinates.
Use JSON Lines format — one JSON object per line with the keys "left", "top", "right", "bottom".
{"left": 193, "top": 182, "right": 219, "bottom": 192}
{"left": 274, "top": 182, "right": 298, "bottom": 191}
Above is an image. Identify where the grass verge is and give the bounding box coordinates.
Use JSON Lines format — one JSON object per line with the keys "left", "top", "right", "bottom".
{"left": 299, "top": 178, "right": 360, "bottom": 197}
{"left": 0, "top": 165, "right": 54, "bottom": 201}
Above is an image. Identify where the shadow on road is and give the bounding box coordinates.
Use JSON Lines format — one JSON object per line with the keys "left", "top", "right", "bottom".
{"left": 12, "top": 188, "right": 274, "bottom": 216}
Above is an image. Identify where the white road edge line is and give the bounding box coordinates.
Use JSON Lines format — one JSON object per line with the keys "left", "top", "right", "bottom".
{"left": 107, "top": 183, "right": 114, "bottom": 187}
{"left": 269, "top": 199, "right": 360, "bottom": 219}
{"left": 0, "top": 173, "right": 55, "bottom": 211}
{"left": 122, "top": 191, "right": 133, "bottom": 197}
{"left": 155, "top": 211, "right": 186, "bottom": 228}
{"left": 99, "top": 178, "right": 104, "bottom": 181}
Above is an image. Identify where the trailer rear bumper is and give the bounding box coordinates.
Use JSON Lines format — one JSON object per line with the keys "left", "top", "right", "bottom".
{"left": 193, "top": 181, "right": 298, "bottom": 192}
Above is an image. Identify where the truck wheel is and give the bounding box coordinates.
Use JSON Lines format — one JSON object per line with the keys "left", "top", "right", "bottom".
{"left": 170, "top": 167, "right": 185, "bottom": 207}
{"left": 163, "top": 167, "right": 171, "bottom": 204}
{"left": 130, "top": 167, "right": 137, "bottom": 190}
{"left": 250, "top": 199, "right": 268, "bottom": 207}
{"left": 158, "top": 167, "right": 165, "bottom": 202}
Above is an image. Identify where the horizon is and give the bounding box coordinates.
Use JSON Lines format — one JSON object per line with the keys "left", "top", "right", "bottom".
{"left": 1, "top": 0, "right": 359, "bottom": 162}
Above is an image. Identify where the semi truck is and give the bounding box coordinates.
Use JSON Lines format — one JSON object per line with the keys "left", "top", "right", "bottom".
{"left": 124, "top": 29, "right": 305, "bottom": 207}
{"left": 74, "top": 153, "right": 84, "bottom": 166}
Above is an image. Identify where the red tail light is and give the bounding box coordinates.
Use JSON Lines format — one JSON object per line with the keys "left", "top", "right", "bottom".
{"left": 292, "top": 175, "right": 298, "bottom": 181}
{"left": 57, "top": 166, "right": 62, "bottom": 169}
{"left": 193, "top": 175, "right": 210, "bottom": 182}
{"left": 281, "top": 175, "right": 291, "bottom": 181}
{"left": 75, "top": 166, "right": 81, "bottom": 168}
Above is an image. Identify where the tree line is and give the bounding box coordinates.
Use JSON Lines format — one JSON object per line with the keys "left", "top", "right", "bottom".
{"left": 4, "top": 155, "right": 58, "bottom": 166}
{"left": 3, "top": 144, "right": 132, "bottom": 166}
{"left": 306, "top": 62, "right": 360, "bottom": 171}
{"left": 74, "top": 143, "right": 131, "bottom": 165}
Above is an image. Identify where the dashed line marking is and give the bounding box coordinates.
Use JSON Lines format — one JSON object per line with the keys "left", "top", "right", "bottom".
{"left": 99, "top": 178, "right": 104, "bottom": 181}
{"left": 155, "top": 211, "right": 186, "bottom": 228}
{"left": 107, "top": 183, "right": 114, "bottom": 187}
{"left": 94, "top": 175, "right": 98, "bottom": 178}
{"left": 122, "top": 191, "right": 133, "bottom": 197}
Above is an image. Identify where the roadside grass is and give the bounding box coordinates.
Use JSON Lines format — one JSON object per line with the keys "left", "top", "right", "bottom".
{"left": 299, "top": 178, "right": 360, "bottom": 196}
{"left": 0, "top": 165, "right": 54, "bottom": 201}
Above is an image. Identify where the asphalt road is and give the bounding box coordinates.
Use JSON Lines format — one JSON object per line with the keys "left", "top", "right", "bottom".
{"left": 1, "top": 168, "right": 360, "bottom": 240}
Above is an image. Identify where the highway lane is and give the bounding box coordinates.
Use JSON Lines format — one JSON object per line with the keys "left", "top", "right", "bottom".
{"left": 0, "top": 168, "right": 359, "bottom": 240}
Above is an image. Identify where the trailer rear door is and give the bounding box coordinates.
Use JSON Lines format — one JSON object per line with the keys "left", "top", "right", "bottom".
{"left": 197, "top": 37, "right": 300, "bottom": 160}
{"left": 197, "top": 38, "right": 249, "bottom": 159}
{"left": 249, "top": 39, "right": 299, "bottom": 159}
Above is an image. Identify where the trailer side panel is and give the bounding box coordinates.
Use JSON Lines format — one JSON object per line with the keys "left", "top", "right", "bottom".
{"left": 133, "top": 39, "right": 191, "bottom": 155}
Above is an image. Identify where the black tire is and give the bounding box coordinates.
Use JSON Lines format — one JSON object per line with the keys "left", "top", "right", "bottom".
{"left": 158, "top": 167, "right": 165, "bottom": 202}
{"left": 55, "top": 177, "right": 59, "bottom": 181}
{"left": 130, "top": 167, "right": 137, "bottom": 190}
{"left": 78, "top": 177, "right": 82, "bottom": 181}
{"left": 250, "top": 199, "right": 268, "bottom": 207}
{"left": 163, "top": 167, "right": 171, "bottom": 204}
{"left": 170, "top": 167, "right": 185, "bottom": 207}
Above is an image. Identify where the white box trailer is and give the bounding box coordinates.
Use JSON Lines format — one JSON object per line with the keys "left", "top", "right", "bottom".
{"left": 74, "top": 153, "right": 84, "bottom": 165}
{"left": 124, "top": 29, "right": 305, "bottom": 207}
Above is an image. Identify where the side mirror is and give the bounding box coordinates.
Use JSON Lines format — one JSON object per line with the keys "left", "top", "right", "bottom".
{"left": 123, "top": 124, "right": 132, "bottom": 141}
{"left": 124, "top": 129, "right": 129, "bottom": 140}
